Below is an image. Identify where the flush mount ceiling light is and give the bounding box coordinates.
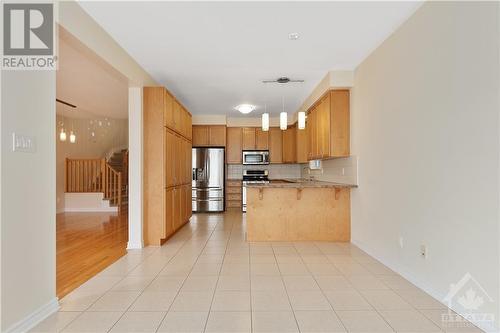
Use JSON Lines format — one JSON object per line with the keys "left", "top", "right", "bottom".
{"left": 235, "top": 104, "right": 256, "bottom": 114}
{"left": 288, "top": 32, "right": 300, "bottom": 40}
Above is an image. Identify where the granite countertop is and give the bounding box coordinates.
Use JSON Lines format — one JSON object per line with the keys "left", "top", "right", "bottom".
{"left": 246, "top": 179, "right": 357, "bottom": 189}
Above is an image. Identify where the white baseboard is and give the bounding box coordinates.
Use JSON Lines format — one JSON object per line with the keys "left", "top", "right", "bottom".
{"left": 127, "top": 241, "right": 144, "bottom": 249}
{"left": 351, "top": 238, "right": 499, "bottom": 333}
{"left": 4, "top": 298, "right": 59, "bottom": 333}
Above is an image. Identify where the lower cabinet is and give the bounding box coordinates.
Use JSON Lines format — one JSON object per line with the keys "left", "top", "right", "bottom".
{"left": 164, "top": 184, "right": 192, "bottom": 241}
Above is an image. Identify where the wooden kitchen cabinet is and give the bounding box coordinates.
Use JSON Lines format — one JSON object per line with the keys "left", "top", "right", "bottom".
{"left": 282, "top": 125, "right": 296, "bottom": 163}
{"left": 296, "top": 124, "right": 308, "bottom": 163}
{"left": 192, "top": 126, "right": 209, "bottom": 146}
{"left": 192, "top": 125, "right": 226, "bottom": 147}
{"left": 144, "top": 87, "right": 193, "bottom": 246}
{"left": 242, "top": 127, "right": 256, "bottom": 150}
{"left": 269, "top": 127, "right": 283, "bottom": 163}
{"left": 306, "top": 89, "right": 350, "bottom": 160}
{"left": 209, "top": 126, "right": 226, "bottom": 146}
{"left": 255, "top": 129, "right": 269, "bottom": 150}
{"left": 226, "top": 127, "right": 243, "bottom": 164}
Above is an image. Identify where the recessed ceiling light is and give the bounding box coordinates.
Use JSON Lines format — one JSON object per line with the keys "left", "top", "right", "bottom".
{"left": 235, "top": 104, "right": 256, "bottom": 114}
{"left": 288, "top": 32, "right": 299, "bottom": 40}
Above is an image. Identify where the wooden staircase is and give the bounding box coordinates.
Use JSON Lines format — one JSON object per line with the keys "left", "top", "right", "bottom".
{"left": 65, "top": 149, "right": 128, "bottom": 213}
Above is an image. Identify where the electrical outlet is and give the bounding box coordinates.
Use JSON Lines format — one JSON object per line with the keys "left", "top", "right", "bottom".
{"left": 420, "top": 245, "right": 427, "bottom": 258}
{"left": 399, "top": 236, "right": 404, "bottom": 249}
{"left": 12, "top": 133, "right": 36, "bottom": 153}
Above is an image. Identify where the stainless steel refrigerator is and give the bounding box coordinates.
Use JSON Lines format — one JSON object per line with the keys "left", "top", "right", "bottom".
{"left": 192, "top": 147, "right": 225, "bottom": 212}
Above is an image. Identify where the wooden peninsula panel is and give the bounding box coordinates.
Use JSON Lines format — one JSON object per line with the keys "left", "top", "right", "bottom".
{"left": 246, "top": 187, "right": 350, "bottom": 242}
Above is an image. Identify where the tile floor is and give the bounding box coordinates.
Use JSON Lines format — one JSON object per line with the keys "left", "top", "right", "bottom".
{"left": 31, "top": 210, "right": 483, "bottom": 333}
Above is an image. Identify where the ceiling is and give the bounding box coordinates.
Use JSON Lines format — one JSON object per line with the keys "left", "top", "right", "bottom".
{"left": 56, "top": 29, "right": 129, "bottom": 119}
{"left": 80, "top": 1, "right": 421, "bottom": 117}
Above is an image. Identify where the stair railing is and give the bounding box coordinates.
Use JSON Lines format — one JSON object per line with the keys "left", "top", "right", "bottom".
{"left": 104, "top": 162, "right": 122, "bottom": 211}
{"left": 65, "top": 158, "right": 122, "bottom": 213}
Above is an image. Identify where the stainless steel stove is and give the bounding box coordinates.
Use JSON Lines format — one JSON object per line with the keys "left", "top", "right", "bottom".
{"left": 242, "top": 169, "right": 269, "bottom": 212}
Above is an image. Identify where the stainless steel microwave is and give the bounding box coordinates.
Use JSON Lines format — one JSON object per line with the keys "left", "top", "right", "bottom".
{"left": 242, "top": 150, "right": 270, "bottom": 165}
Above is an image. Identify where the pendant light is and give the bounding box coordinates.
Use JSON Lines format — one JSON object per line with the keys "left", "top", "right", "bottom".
{"left": 59, "top": 128, "right": 67, "bottom": 142}
{"left": 69, "top": 117, "right": 76, "bottom": 143}
{"left": 262, "top": 104, "right": 269, "bottom": 131}
{"left": 298, "top": 111, "right": 306, "bottom": 130}
{"left": 280, "top": 96, "right": 287, "bottom": 130}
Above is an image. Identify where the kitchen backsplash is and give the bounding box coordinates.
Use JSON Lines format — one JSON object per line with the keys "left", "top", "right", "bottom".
{"left": 227, "top": 164, "right": 302, "bottom": 180}
{"left": 301, "top": 156, "right": 358, "bottom": 185}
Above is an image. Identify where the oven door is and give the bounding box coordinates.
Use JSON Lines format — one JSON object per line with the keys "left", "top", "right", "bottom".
{"left": 242, "top": 151, "right": 269, "bottom": 165}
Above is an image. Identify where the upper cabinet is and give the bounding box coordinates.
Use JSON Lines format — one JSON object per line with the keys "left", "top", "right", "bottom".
{"left": 192, "top": 125, "right": 226, "bottom": 147}
{"left": 255, "top": 129, "right": 269, "bottom": 150}
{"left": 282, "top": 125, "right": 296, "bottom": 163}
{"left": 269, "top": 127, "right": 283, "bottom": 164}
{"left": 226, "top": 127, "right": 242, "bottom": 164}
{"left": 242, "top": 127, "right": 256, "bottom": 150}
{"left": 296, "top": 124, "right": 308, "bottom": 163}
{"left": 307, "top": 89, "right": 350, "bottom": 160}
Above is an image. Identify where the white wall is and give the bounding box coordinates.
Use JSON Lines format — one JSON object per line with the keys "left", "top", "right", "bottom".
{"left": 1, "top": 71, "right": 57, "bottom": 331}
{"left": 350, "top": 2, "right": 500, "bottom": 331}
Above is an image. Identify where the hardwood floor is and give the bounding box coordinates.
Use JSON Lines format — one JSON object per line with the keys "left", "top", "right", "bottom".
{"left": 56, "top": 211, "right": 128, "bottom": 298}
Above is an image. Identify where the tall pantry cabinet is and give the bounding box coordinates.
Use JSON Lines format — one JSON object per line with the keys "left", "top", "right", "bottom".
{"left": 144, "top": 87, "right": 192, "bottom": 246}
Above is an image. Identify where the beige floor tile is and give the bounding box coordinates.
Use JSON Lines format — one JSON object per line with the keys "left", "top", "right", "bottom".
{"left": 252, "top": 290, "right": 292, "bottom": 311}
{"left": 332, "top": 262, "right": 373, "bottom": 276}
{"left": 273, "top": 246, "right": 298, "bottom": 255}
{"left": 348, "top": 275, "right": 390, "bottom": 290}
{"left": 109, "top": 311, "right": 165, "bottom": 333}
{"left": 59, "top": 290, "right": 102, "bottom": 311}
{"left": 181, "top": 276, "right": 218, "bottom": 292}
{"left": 288, "top": 291, "right": 332, "bottom": 310}
{"left": 420, "top": 309, "right": 484, "bottom": 333}
{"left": 378, "top": 275, "right": 418, "bottom": 290}
{"left": 306, "top": 263, "right": 342, "bottom": 276}
{"left": 251, "top": 263, "right": 281, "bottom": 276}
{"left": 251, "top": 276, "right": 286, "bottom": 291}
{"left": 275, "top": 254, "right": 303, "bottom": 264}
{"left": 111, "top": 276, "right": 155, "bottom": 292}
{"left": 61, "top": 311, "right": 123, "bottom": 333}
{"left": 145, "top": 276, "right": 185, "bottom": 292}
{"left": 220, "top": 263, "right": 250, "bottom": 276}
{"left": 250, "top": 254, "right": 277, "bottom": 264}
{"left": 74, "top": 276, "right": 123, "bottom": 294}
{"left": 252, "top": 311, "right": 299, "bottom": 333}
{"left": 300, "top": 254, "right": 330, "bottom": 264}
{"left": 379, "top": 309, "right": 442, "bottom": 332}
{"left": 283, "top": 276, "right": 320, "bottom": 291}
{"left": 170, "top": 291, "right": 214, "bottom": 311}
{"left": 361, "top": 262, "right": 396, "bottom": 275}
{"left": 159, "top": 263, "right": 192, "bottom": 276}
{"left": 157, "top": 311, "right": 208, "bottom": 333}
{"left": 129, "top": 262, "right": 165, "bottom": 276}
{"left": 190, "top": 262, "right": 222, "bottom": 276}
{"left": 88, "top": 291, "right": 140, "bottom": 311}
{"left": 315, "top": 276, "right": 354, "bottom": 291}
{"left": 129, "top": 291, "right": 176, "bottom": 311}
{"left": 279, "top": 263, "right": 310, "bottom": 275}
{"left": 324, "top": 290, "right": 373, "bottom": 310}
{"left": 217, "top": 275, "right": 250, "bottom": 291}
{"left": 360, "top": 290, "right": 413, "bottom": 310}
{"left": 197, "top": 254, "right": 225, "bottom": 264}
{"left": 29, "top": 311, "right": 81, "bottom": 333}
{"left": 223, "top": 254, "right": 250, "bottom": 264}
{"left": 294, "top": 310, "right": 346, "bottom": 333}
{"left": 205, "top": 311, "right": 251, "bottom": 333}
{"left": 212, "top": 291, "right": 251, "bottom": 311}
{"left": 337, "top": 310, "right": 394, "bottom": 332}
{"left": 396, "top": 289, "right": 447, "bottom": 309}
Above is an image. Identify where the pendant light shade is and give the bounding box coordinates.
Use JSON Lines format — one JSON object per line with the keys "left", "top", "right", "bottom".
{"left": 59, "top": 128, "right": 67, "bottom": 142}
{"left": 298, "top": 111, "right": 306, "bottom": 130}
{"left": 280, "top": 112, "right": 287, "bottom": 130}
{"left": 69, "top": 131, "right": 76, "bottom": 143}
{"left": 262, "top": 113, "right": 269, "bottom": 131}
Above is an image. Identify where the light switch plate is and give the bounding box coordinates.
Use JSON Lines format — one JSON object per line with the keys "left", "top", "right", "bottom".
{"left": 12, "top": 133, "right": 36, "bottom": 153}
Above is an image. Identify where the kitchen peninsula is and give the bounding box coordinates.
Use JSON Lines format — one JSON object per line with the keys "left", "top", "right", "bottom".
{"left": 246, "top": 179, "right": 356, "bottom": 242}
